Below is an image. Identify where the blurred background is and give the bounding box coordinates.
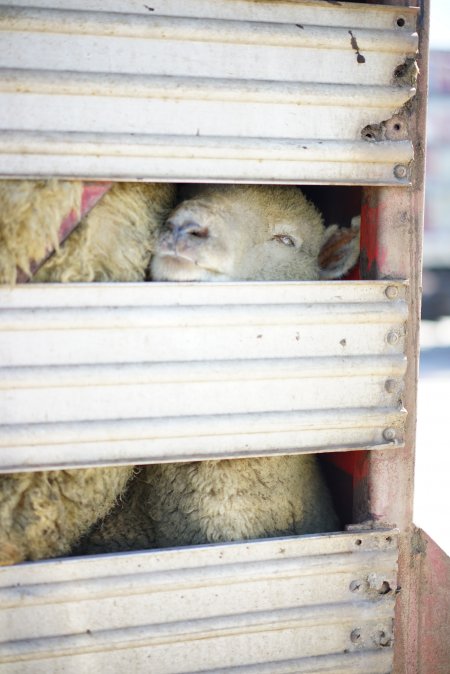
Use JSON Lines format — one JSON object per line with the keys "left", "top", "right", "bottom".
{"left": 414, "top": 0, "right": 450, "bottom": 555}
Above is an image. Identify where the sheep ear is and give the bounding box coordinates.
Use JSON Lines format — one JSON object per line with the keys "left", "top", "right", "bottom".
{"left": 318, "top": 216, "right": 360, "bottom": 279}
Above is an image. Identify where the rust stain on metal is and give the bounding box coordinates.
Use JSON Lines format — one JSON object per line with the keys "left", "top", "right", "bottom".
{"left": 394, "top": 57, "right": 419, "bottom": 88}
{"left": 349, "top": 30, "right": 366, "bottom": 64}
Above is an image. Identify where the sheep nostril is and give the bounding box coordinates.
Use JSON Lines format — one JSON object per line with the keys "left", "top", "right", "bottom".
{"left": 164, "top": 220, "right": 176, "bottom": 232}
{"left": 190, "top": 227, "right": 209, "bottom": 238}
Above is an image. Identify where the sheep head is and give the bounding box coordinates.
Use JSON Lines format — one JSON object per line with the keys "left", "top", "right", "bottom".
{"left": 151, "top": 184, "right": 359, "bottom": 282}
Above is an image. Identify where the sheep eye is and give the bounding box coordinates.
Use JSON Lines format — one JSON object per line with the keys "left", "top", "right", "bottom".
{"left": 273, "top": 234, "right": 295, "bottom": 247}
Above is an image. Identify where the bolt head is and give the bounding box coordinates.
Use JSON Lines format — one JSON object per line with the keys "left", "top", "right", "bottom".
{"left": 385, "top": 285, "right": 399, "bottom": 299}
{"left": 394, "top": 164, "right": 408, "bottom": 179}
{"left": 383, "top": 427, "right": 396, "bottom": 441}
{"left": 387, "top": 331, "right": 400, "bottom": 345}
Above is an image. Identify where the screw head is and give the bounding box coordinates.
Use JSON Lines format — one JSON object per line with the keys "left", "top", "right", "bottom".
{"left": 394, "top": 164, "right": 408, "bottom": 179}
{"left": 385, "top": 285, "right": 399, "bottom": 299}
{"left": 383, "top": 427, "right": 396, "bottom": 441}
{"left": 387, "top": 331, "right": 400, "bottom": 345}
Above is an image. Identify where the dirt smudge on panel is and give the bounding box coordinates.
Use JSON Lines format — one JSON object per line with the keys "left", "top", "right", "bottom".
{"left": 349, "top": 30, "right": 366, "bottom": 64}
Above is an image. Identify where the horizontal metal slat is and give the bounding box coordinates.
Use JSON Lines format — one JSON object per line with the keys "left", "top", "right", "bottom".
{"left": 0, "top": 531, "right": 397, "bottom": 673}
{"left": 0, "top": 155, "right": 413, "bottom": 184}
{"left": 0, "top": 94, "right": 410, "bottom": 142}
{"left": 0, "top": 69, "right": 414, "bottom": 107}
{"left": 0, "top": 407, "right": 407, "bottom": 446}
{"left": 0, "top": 281, "right": 407, "bottom": 470}
{"left": 0, "top": 302, "right": 408, "bottom": 330}
{"left": 0, "top": 407, "right": 407, "bottom": 472}
{"left": 0, "top": 280, "right": 406, "bottom": 307}
{"left": 0, "top": 603, "right": 393, "bottom": 660}
{"left": 0, "top": 8, "right": 418, "bottom": 54}
{"left": 0, "top": 2, "right": 418, "bottom": 183}
{"left": 0, "top": 373, "right": 405, "bottom": 424}
{"left": 0, "top": 134, "right": 414, "bottom": 184}
{"left": 0, "top": 0, "right": 418, "bottom": 31}
{"left": 0, "top": 551, "right": 397, "bottom": 609}
{"left": 0, "top": 648, "right": 395, "bottom": 674}
{"left": 0, "top": 528, "right": 398, "bottom": 581}
{"left": 179, "top": 651, "right": 394, "bottom": 674}
{"left": 0, "top": 134, "right": 414, "bottom": 163}
{"left": 0, "top": 355, "right": 406, "bottom": 388}
{"left": 0, "top": 323, "right": 405, "bottom": 365}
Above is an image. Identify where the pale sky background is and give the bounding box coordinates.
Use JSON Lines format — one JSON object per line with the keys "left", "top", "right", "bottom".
{"left": 429, "top": 0, "right": 450, "bottom": 51}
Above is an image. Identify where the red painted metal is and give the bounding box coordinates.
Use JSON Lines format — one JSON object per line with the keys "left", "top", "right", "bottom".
{"left": 401, "top": 529, "right": 450, "bottom": 674}
{"left": 324, "top": 451, "right": 368, "bottom": 483}
{"left": 355, "top": 2, "right": 450, "bottom": 671}
{"left": 16, "top": 181, "right": 112, "bottom": 283}
{"left": 417, "top": 532, "right": 450, "bottom": 673}
{"left": 360, "top": 199, "right": 387, "bottom": 278}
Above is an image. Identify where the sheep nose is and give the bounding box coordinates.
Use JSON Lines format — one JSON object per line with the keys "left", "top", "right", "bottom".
{"left": 166, "top": 219, "right": 209, "bottom": 242}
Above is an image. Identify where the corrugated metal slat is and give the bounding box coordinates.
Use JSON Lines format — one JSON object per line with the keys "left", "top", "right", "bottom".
{"left": 0, "top": 0, "right": 418, "bottom": 30}
{"left": 0, "top": 530, "right": 398, "bottom": 674}
{"left": 0, "top": 281, "right": 407, "bottom": 471}
{"left": 0, "top": 1, "right": 418, "bottom": 183}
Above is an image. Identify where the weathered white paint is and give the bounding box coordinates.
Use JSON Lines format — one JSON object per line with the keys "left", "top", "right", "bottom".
{"left": 0, "top": 530, "right": 398, "bottom": 673}
{"left": 0, "top": 281, "right": 407, "bottom": 471}
{"left": 0, "top": 0, "right": 418, "bottom": 31}
{"left": 0, "top": 1, "right": 417, "bottom": 183}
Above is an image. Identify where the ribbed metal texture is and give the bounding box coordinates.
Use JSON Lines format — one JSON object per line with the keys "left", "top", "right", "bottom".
{"left": 0, "top": 530, "right": 398, "bottom": 673}
{"left": 0, "top": 1, "right": 417, "bottom": 184}
{"left": 0, "top": 281, "right": 407, "bottom": 472}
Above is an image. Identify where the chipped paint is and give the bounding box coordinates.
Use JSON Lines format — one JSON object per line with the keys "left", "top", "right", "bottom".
{"left": 394, "top": 57, "right": 419, "bottom": 88}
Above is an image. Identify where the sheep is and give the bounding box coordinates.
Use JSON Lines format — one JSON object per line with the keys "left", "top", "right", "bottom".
{"left": 0, "top": 180, "right": 176, "bottom": 565}
{"left": 0, "top": 180, "right": 176, "bottom": 284}
{"left": 80, "top": 184, "right": 360, "bottom": 554}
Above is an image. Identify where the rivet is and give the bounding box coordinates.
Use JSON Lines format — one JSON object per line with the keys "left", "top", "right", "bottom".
{"left": 383, "top": 427, "right": 396, "bottom": 441}
{"left": 385, "top": 379, "right": 397, "bottom": 393}
{"left": 387, "top": 331, "right": 400, "bottom": 345}
{"left": 350, "top": 629, "right": 362, "bottom": 643}
{"left": 394, "top": 164, "right": 408, "bottom": 179}
{"left": 385, "top": 285, "right": 398, "bottom": 299}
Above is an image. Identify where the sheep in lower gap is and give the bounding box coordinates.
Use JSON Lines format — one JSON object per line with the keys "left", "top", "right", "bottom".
{"left": 81, "top": 184, "right": 360, "bottom": 554}
{"left": 0, "top": 180, "right": 176, "bottom": 565}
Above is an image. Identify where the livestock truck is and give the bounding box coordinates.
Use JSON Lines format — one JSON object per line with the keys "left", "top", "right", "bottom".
{"left": 0, "top": 1, "right": 447, "bottom": 673}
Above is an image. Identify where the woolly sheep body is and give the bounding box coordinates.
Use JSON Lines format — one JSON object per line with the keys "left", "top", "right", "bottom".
{"left": 82, "top": 185, "right": 353, "bottom": 553}
{"left": 0, "top": 468, "right": 134, "bottom": 565}
{"left": 0, "top": 180, "right": 176, "bottom": 565}
{"left": 34, "top": 182, "right": 174, "bottom": 283}
{"left": 0, "top": 179, "right": 82, "bottom": 284}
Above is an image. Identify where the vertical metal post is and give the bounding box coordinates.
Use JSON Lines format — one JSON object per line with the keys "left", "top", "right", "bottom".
{"left": 359, "top": 1, "right": 431, "bottom": 671}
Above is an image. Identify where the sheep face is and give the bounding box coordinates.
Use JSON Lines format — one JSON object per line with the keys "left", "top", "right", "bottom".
{"left": 151, "top": 185, "right": 325, "bottom": 282}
